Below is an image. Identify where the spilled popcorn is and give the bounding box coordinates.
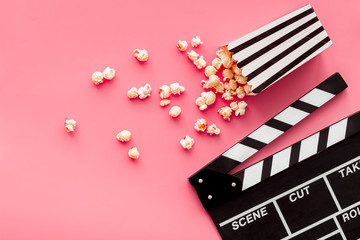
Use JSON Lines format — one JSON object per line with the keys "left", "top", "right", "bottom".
{"left": 207, "top": 123, "right": 220, "bottom": 135}
{"left": 191, "top": 36, "right": 203, "bottom": 48}
{"left": 169, "top": 106, "right": 181, "bottom": 118}
{"left": 116, "top": 130, "right": 132, "bottom": 142}
{"left": 128, "top": 147, "right": 140, "bottom": 159}
{"left": 134, "top": 49, "right": 149, "bottom": 62}
{"left": 180, "top": 136, "right": 195, "bottom": 150}
{"left": 194, "top": 118, "right": 207, "bottom": 132}
{"left": 177, "top": 40, "right": 188, "bottom": 51}
{"left": 65, "top": 119, "right": 76, "bottom": 132}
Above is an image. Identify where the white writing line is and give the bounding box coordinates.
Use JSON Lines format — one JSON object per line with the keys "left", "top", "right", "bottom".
{"left": 323, "top": 176, "right": 342, "bottom": 211}
{"left": 273, "top": 200, "right": 291, "bottom": 235}
{"left": 219, "top": 155, "right": 360, "bottom": 227}
{"left": 317, "top": 230, "right": 339, "bottom": 240}
{"left": 281, "top": 202, "right": 360, "bottom": 240}
{"left": 333, "top": 217, "right": 347, "bottom": 240}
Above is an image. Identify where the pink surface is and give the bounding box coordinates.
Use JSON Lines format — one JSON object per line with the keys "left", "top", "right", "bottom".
{"left": 0, "top": 0, "right": 359, "bottom": 239}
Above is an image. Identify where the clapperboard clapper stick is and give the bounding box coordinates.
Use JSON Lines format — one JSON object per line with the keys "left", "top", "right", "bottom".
{"left": 188, "top": 73, "right": 357, "bottom": 239}
{"left": 226, "top": 4, "right": 332, "bottom": 94}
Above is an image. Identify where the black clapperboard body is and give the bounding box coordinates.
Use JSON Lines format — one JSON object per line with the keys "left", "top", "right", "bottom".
{"left": 189, "top": 6, "right": 360, "bottom": 240}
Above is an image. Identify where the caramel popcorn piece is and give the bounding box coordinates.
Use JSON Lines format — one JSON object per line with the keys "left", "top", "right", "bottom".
{"left": 191, "top": 36, "right": 203, "bottom": 47}
{"left": 180, "top": 136, "right": 195, "bottom": 150}
{"left": 232, "top": 64, "right": 242, "bottom": 75}
{"left": 223, "top": 69, "right": 234, "bottom": 81}
{"left": 212, "top": 58, "right": 222, "bottom": 70}
{"left": 213, "top": 82, "right": 224, "bottom": 94}
{"left": 235, "top": 74, "right": 248, "bottom": 85}
{"left": 204, "top": 65, "right": 217, "bottom": 77}
{"left": 218, "top": 106, "right": 232, "bottom": 120}
{"left": 170, "top": 83, "right": 185, "bottom": 95}
{"left": 138, "top": 84, "right": 152, "bottom": 99}
{"left": 203, "top": 75, "right": 220, "bottom": 89}
{"left": 177, "top": 40, "right": 188, "bottom": 51}
{"left": 116, "top": 130, "right": 132, "bottom": 142}
{"left": 236, "top": 86, "right": 246, "bottom": 99}
{"left": 229, "top": 79, "right": 238, "bottom": 91}
{"left": 169, "top": 106, "right": 181, "bottom": 118}
{"left": 160, "top": 99, "right": 171, "bottom": 107}
{"left": 243, "top": 84, "right": 253, "bottom": 95}
{"left": 92, "top": 71, "right": 104, "bottom": 85}
{"left": 159, "top": 85, "right": 171, "bottom": 99}
{"left": 103, "top": 67, "right": 115, "bottom": 80}
{"left": 65, "top": 119, "right": 76, "bottom": 132}
{"left": 133, "top": 49, "right": 149, "bottom": 62}
{"left": 222, "top": 91, "right": 234, "bottom": 101}
{"left": 194, "top": 118, "right": 207, "bottom": 132}
{"left": 128, "top": 147, "right": 139, "bottom": 159}
{"left": 187, "top": 50, "right": 199, "bottom": 61}
{"left": 207, "top": 123, "right": 220, "bottom": 135}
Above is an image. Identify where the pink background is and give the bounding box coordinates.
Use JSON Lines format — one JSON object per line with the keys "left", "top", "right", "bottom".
{"left": 0, "top": 0, "right": 359, "bottom": 239}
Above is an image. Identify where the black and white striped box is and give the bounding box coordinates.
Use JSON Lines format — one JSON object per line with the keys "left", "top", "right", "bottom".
{"left": 226, "top": 4, "right": 332, "bottom": 94}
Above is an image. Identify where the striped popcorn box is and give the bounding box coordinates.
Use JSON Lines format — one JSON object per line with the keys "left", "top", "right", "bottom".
{"left": 189, "top": 72, "right": 347, "bottom": 210}
{"left": 226, "top": 4, "right": 332, "bottom": 94}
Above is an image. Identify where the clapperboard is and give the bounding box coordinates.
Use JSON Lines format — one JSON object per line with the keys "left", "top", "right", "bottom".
{"left": 189, "top": 73, "right": 360, "bottom": 239}
{"left": 227, "top": 4, "right": 332, "bottom": 94}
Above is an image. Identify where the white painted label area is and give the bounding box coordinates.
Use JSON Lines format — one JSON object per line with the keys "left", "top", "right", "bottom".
{"left": 232, "top": 207, "right": 268, "bottom": 230}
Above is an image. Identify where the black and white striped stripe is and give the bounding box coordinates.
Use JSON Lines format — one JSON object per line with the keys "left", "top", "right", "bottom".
{"left": 233, "top": 111, "right": 360, "bottom": 191}
{"left": 190, "top": 73, "right": 347, "bottom": 179}
{"left": 227, "top": 4, "right": 332, "bottom": 94}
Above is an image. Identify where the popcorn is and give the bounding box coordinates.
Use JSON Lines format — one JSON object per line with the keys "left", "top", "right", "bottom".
{"left": 243, "top": 84, "right": 253, "bottom": 95}
{"left": 236, "top": 86, "right": 246, "bottom": 99}
{"left": 177, "top": 40, "right": 188, "bottom": 51}
{"left": 232, "top": 64, "right": 242, "bottom": 75}
{"left": 91, "top": 71, "right": 104, "bottom": 85}
{"left": 196, "top": 96, "right": 207, "bottom": 110}
{"left": 194, "top": 118, "right": 207, "bottom": 132}
{"left": 193, "top": 56, "right": 206, "bottom": 69}
{"left": 202, "top": 91, "right": 216, "bottom": 106}
{"left": 212, "top": 58, "right": 222, "bottom": 70}
{"left": 128, "top": 147, "right": 139, "bottom": 159}
{"left": 103, "top": 67, "right": 115, "bottom": 80}
{"left": 187, "top": 50, "right": 199, "bottom": 61}
{"left": 159, "top": 85, "right": 171, "bottom": 99}
{"left": 229, "top": 79, "right": 238, "bottom": 91}
{"left": 133, "top": 49, "right": 149, "bottom": 62}
{"left": 223, "top": 69, "right": 234, "bottom": 81}
{"left": 216, "top": 47, "right": 233, "bottom": 69}
{"left": 170, "top": 83, "right": 185, "bottom": 95}
{"left": 180, "top": 136, "right": 195, "bottom": 150}
{"left": 235, "top": 74, "right": 248, "bottom": 85}
{"left": 116, "top": 130, "right": 132, "bottom": 142}
{"left": 203, "top": 75, "right": 220, "bottom": 89}
{"left": 218, "top": 106, "right": 232, "bottom": 120}
{"left": 204, "top": 65, "right": 217, "bottom": 77}
{"left": 207, "top": 123, "right": 220, "bottom": 135}
{"left": 160, "top": 99, "right": 171, "bottom": 107}
{"left": 169, "top": 106, "right": 181, "bottom": 118}
{"left": 221, "top": 54, "right": 233, "bottom": 69}
{"left": 138, "top": 84, "right": 152, "bottom": 99}
{"left": 230, "top": 101, "right": 248, "bottom": 116}
{"left": 127, "top": 87, "right": 139, "bottom": 99}
{"left": 213, "top": 82, "right": 224, "bottom": 94}
{"left": 191, "top": 36, "right": 203, "bottom": 47}
{"left": 65, "top": 119, "right": 76, "bottom": 132}
{"left": 222, "top": 91, "right": 234, "bottom": 101}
